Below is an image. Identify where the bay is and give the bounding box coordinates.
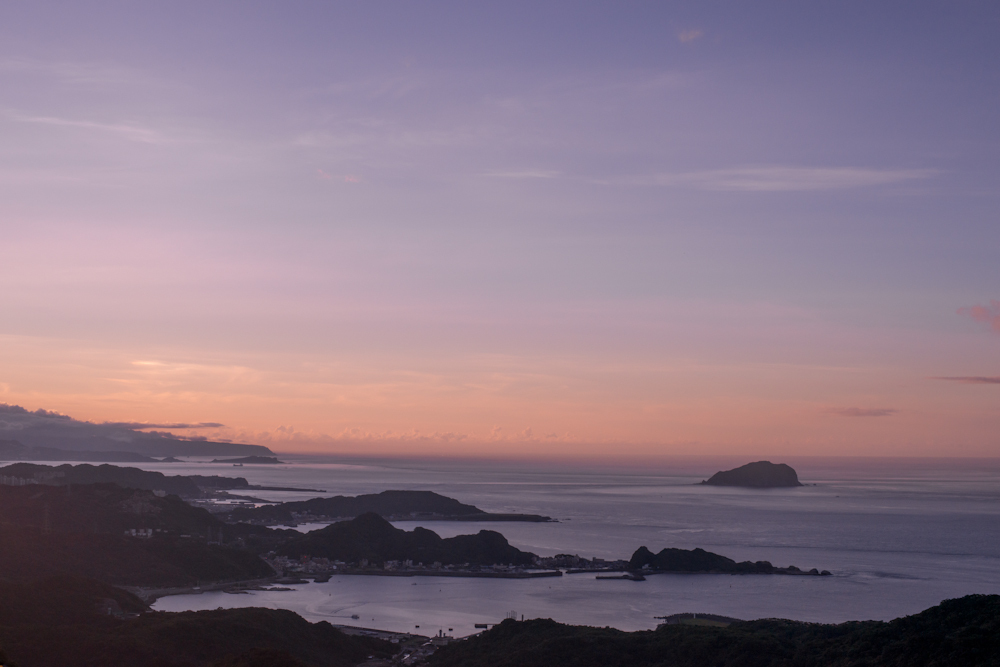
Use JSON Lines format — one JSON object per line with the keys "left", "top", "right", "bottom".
{"left": 135, "top": 456, "right": 1000, "bottom": 635}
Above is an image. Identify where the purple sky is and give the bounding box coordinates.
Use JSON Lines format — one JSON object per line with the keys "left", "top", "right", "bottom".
{"left": 1, "top": 2, "right": 998, "bottom": 458}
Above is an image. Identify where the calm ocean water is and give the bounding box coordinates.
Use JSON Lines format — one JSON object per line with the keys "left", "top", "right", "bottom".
{"left": 139, "top": 456, "right": 1000, "bottom": 637}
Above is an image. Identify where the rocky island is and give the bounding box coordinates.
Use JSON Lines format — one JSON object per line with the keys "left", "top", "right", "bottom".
{"left": 700, "top": 461, "right": 803, "bottom": 488}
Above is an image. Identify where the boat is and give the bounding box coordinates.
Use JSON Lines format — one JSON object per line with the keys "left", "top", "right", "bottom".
{"left": 233, "top": 463, "right": 243, "bottom": 467}
{"left": 351, "top": 614, "right": 359, "bottom": 620}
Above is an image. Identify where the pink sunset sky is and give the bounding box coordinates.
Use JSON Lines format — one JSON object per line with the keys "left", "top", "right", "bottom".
{"left": 0, "top": 2, "right": 998, "bottom": 459}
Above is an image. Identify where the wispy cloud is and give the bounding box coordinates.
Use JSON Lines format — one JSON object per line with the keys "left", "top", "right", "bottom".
{"left": 0, "top": 57, "right": 146, "bottom": 87}
{"left": 932, "top": 376, "right": 1000, "bottom": 385}
{"left": 678, "top": 29, "right": 704, "bottom": 44}
{"left": 483, "top": 170, "right": 560, "bottom": 179}
{"left": 827, "top": 407, "right": 898, "bottom": 417}
{"left": 630, "top": 166, "right": 935, "bottom": 192}
{"left": 13, "top": 114, "right": 167, "bottom": 144}
{"left": 958, "top": 300, "right": 1000, "bottom": 333}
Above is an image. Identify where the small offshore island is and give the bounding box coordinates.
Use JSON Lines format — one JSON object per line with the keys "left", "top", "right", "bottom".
{"left": 210, "top": 456, "right": 285, "bottom": 464}
{"left": 700, "top": 461, "right": 803, "bottom": 488}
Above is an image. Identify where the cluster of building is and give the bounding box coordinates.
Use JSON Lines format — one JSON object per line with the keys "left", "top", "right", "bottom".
{"left": 267, "top": 555, "right": 343, "bottom": 574}
{"left": 123, "top": 528, "right": 155, "bottom": 538}
{"left": 0, "top": 475, "right": 38, "bottom": 486}
{"left": 534, "top": 554, "right": 629, "bottom": 570}
{"left": 266, "top": 554, "right": 546, "bottom": 577}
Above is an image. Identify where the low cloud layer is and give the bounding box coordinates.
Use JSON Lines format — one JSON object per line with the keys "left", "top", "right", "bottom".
{"left": 932, "top": 376, "right": 1000, "bottom": 385}
{"left": 642, "top": 166, "right": 934, "bottom": 192}
{"left": 827, "top": 407, "right": 898, "bottom": 417}
{"left": 108, "top": 421, "right": 225, "bottom": 430}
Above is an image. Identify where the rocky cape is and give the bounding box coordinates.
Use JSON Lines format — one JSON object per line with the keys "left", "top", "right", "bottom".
{"left": 277, "top": 512, "right": 537, "bottom": 566}
{"left": 0, "top": 404, "right": 274, "bottom": 458}
{"left": 629, "top": 546, "right": 828, "bottom": 575}
{"left": 222, "top": 489, "right": 554, "bottom": 524}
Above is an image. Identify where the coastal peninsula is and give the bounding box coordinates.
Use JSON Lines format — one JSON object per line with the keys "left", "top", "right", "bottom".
{"left": 222, "top": 489, "right": 555, "bottom": 524}
{"left": 276, "top": 512, "right": 537, "bottom": 568}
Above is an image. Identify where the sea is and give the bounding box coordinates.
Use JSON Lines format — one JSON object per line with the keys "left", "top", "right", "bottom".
{"left": 131, "top": 455, "right": 1000, "bottom": 638}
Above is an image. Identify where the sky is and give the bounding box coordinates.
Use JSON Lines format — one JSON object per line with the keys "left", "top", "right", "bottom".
{"left": 0, "top": 1, "right": 998, "bottom": 459}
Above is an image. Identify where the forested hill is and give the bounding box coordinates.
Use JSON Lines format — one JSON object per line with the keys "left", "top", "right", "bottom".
{"left": 277, "top": 512, "right": 536, "bottom": 566}
{"left": 430, "top": 594, "right": 1000, "bottom": 667}
{"left": 0, "top": 483, "right": 272, "bottom": 586}
{"left": 0, "top": 481, "right": 219, "bottom": 535}
{"left": 0, "top": 462, "right": 255, "bottom": 497}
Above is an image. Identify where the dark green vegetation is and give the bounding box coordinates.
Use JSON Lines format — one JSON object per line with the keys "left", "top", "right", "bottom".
{"left": 0, "top": 481, "right": 392, "bottom": 665}
{"left": 701, "top": 461, "right": 803, "bottom": 488}
{"left": 629, "top": 546, "right": 827, "bottom": 576}
{"left": 0, "top": 483, "right": 272, "bottom": 586}
{"left": 1, "top": 462, "right": 204, "bottom": 496}
{"left": 224, "top": 489, "right": 552, "bottom": 524}
{"left": 0, "top": 438, "right": 155, "bottom": 462}
{"left": 431, "top": 595, "right": 1000, "bottom": 667}
{"left": 0, "top": 462, "right": 302, "bottom": 497}
{"left": 0, "top": 577, "right": 393, "bottom": 667}
{"left": 278, "top": 512, "right": 536, "bottom": 566}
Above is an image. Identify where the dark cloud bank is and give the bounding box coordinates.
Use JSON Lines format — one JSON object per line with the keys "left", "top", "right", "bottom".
{"left": 932, "top": 376, "right": 1000, "bottom": 385}
{"left": 0, "top": 405, "right": 271, "bottom": 459}
{"left": 828, "top": 408, "right": 898, "bottom": 417}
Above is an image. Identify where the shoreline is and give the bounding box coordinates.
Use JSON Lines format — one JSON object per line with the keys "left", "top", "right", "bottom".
{"left": 131, "top": 569, "right": 564, "bottom": 603}
{"left": 134, "top": 565, "right": 831, "bottom": 603}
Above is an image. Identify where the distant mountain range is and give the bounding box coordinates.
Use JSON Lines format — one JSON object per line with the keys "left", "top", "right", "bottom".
{"left": 0, "top": 404, "right": 274, "bottom": 458}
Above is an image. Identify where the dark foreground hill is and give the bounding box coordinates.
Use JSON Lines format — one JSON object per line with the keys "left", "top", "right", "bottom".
{"left": 223, "top": 489, "right": 552, "bottom": 524}
{"left": 701, "top": 461, "right": 803, "bottom": 488}
{"left": 0, "top": 480, "right": 220, "bottom": 535}
{"left": 0, "top": 576, "right": 393, "bottom": 667}
{"left": 431, "top": 594, "right": 1000, "bottom": 667}
{"left": 277, "top": 512, "right": 536, "bottom": 566}
{"left": 0, "top": 483, "right": 272, "bottom": 586}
